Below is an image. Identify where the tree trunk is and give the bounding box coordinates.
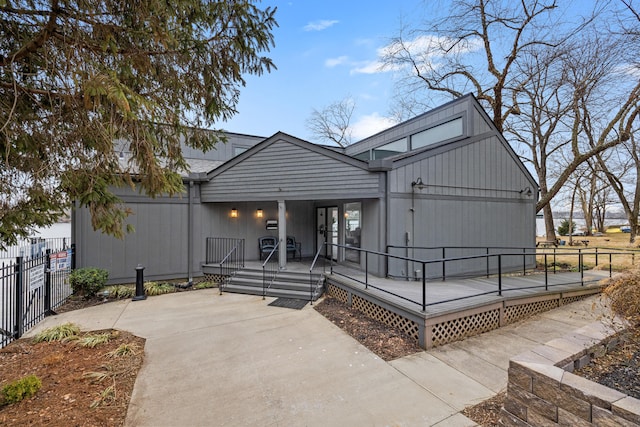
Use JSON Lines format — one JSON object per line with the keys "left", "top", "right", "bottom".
{"left": 543, "top": 204, "right": 556, "bottom": 242}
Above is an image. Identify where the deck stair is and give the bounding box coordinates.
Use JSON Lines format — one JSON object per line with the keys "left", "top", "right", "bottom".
{"left": 222, "top": 268, "right": 325, "bottom": 301}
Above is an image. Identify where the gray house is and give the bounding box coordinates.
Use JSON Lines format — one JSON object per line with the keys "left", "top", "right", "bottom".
{"left": 73, "top": 94, "right": 537, "bottom": 284}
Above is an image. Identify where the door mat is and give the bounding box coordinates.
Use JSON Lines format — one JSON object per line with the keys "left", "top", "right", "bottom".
{"left": 268, "top": 298, "right": 308, "bottom": 310}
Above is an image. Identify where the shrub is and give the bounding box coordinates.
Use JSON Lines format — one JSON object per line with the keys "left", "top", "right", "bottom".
{"left": 194, "top": 281, "right": 217, "bottom": 290}
{"left": 1, "top": 375, "right": 42, "bottom": 405}
{"left": 69, "top": 267, "right": 109, "bottom": 297}
{"left": 604, "top": 268, "right": 640, "bottom": 325}
{"left": 557, "top": 219, "right": 576, "bottom": 236}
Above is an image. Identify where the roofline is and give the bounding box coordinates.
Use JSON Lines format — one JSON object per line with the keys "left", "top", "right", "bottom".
{"left": 205, "top": 131, "right": 371, "bottom": 180}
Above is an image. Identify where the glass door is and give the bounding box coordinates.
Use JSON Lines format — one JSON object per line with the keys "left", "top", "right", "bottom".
{"left": 316, "top": 207, "right": 338, "bottom": 261}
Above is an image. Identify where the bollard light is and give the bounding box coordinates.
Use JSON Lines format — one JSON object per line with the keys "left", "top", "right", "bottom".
{"left": 133, "top": 264, "right": 146, "bottom": 301}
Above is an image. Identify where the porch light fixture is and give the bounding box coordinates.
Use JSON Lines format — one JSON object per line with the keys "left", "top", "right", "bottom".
{"left": 411, "top": 177, "right": 427, "bottom": 190}
{"left": 230, "top": 208, "right": 238, "bottom": 218}
{"left": 256, "top": 209, "right": 263, "bottom": 218}
{"left": 519, "top": 186, "right": 532, "bottom": 197}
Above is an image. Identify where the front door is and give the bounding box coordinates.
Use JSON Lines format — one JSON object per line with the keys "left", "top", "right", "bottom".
{"left": 316, "top": 207, "right": 338, "bottom": 261}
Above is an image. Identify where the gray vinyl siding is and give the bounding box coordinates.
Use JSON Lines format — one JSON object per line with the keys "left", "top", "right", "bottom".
{"left": 179, "top": 132, "right": 264, "bottom": 162}
{"left": 386, "top": 133, "right": 536, "bottom": 278}
{"left": 74, "top": 183, "right": 207, "bottom": 284}
{"left": 201, "top": 139, "right": 383, "bottom": 202}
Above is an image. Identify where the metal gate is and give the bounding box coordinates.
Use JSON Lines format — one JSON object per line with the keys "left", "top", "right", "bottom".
{"left": 1, "top": 245, "right": 74, "bottom": 348}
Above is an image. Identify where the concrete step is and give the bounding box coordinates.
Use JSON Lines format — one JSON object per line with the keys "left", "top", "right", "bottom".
{"left": 223, "top": 283, "right": 323, "bottom": 301}
{"left": 223, "top": 268, "right": 324, "bottom": 301}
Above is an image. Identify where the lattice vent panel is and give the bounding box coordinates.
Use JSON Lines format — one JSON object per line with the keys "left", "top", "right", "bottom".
{"left": 562, "top": 294, "right": 592, "bottom": 305}
{"left": 327, "top": 284, "right": 348, "bottom": 303}
{"left": 352, "top": 295, "right": 420, "bottom": 340}
{"left": 504, "top": 299, "right": 559, "bottom": 324}
{"left": 202, "top": 274, "right": 226, "bottom": 284}
{"left": 431, "top": 309, "right": 500, "bottom": 347}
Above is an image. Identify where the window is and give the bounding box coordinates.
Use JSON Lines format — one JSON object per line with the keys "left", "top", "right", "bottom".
{"left": 344, "top": 202, "right": 361, "bottom": 263}
{"left": 411, "top": 117, "right": 463, "bottom": 150}
{"left": 233, "top": 146, "right": 248, "bottom": 156}
{"left": 372, "top": 138, "right": 407, "bottom": 159}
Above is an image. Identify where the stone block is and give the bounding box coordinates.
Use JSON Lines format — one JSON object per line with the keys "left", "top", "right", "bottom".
{"left": 573, "top": 353, "right": 591, "bottom": 370}
{"left": 504, "top": 395, "right": 527, "bottom": 420}
{"left": 527, "top": 408, "right": 558, "bottom": 426}
{"left": 613, "top": 396, "right": 640, "bottom": 425}
{"left": 545, "top": 337, "right": 588, "bottom": 357}
{"left": 508, "top": 382, "right": 557, "bottom": 422}
{"left": 533, "top": 374, "right": 591, "bottom": 421}
{"left": 499, "top": 407, "right": 532, "bottom": 427}
{"left": 593, "top": 405, "right": 639, "bottom": 427}
{"left": 561, "top": 371, "right": 626, "bottom": 410}
{"left": 508, "top": 365, "right": 532, "bottom": 392}
{"left": 558, "top": 407, "right": 592, "bottom": 426}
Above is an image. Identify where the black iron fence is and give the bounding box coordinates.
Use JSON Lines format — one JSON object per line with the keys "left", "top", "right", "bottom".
{"left": 1, "top": 244, "right": 74, "bottom": 349}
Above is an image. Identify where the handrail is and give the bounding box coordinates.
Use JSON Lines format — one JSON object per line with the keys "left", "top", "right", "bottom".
{"left": 325, "top": 242, "right": 630, "bottom": 312}
{"left": 309, "top": 243, "right": 326, "bottom": 304}
{"left": 262, "top": 241, "right": 280, "bottom": 299}
{"left": 218, "top": 241, "right": 244, "bottom": 295}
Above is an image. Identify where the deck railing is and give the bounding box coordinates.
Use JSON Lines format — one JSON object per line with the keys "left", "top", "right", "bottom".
{"left": 327, "top": 243, "right": 633, "bottom": 312}
{"left": 206, "top": 237, "right": 245, "bottom": 265}
{"left": 262, "top": 241, "right": 280, "bottom": 299}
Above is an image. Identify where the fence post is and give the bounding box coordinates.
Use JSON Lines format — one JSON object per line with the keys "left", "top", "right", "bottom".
{"left": 45, "top": 249, "right": 53, "bottom": 315}
{"left": 365, "top": 251, "right": 368, "bottom": 290}
{"left": 544, "top": 253, "right": 548, "bottom": 290}
{"left": 595, "top": 247, "right": 598, "bottom": 267}
{"left": 498, "top": 255, "right": 502, "bottom": 296}
{"left": 70, "top": 243, "right": 76, "bottom": 270}
{"left": 14, "top": 256, "right": 24, "bottom": 339}
{"left": 422, "top": 262, "right": 426, "bottom": 312}
{"left": 523, "top": 248, "right": 526, "bottom": 276}
{"left": 486, "top": 248, "right": 490, "bottom": 278}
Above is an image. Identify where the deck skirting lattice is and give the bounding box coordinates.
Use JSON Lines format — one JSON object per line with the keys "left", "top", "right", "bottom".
{"left": 504, "top": 298, "right": 559, "bottom": 324}
{"left": 431, "top": 309, "right": 500, "bottom": 347}
{"left": 352, "top": 295, "right": 420, "bottom": 340}
{"left": 325, "top": 275, "right": 604, "bottom": 349}
{"left": 327, "top": 283, "right": 349, "bottom": 303}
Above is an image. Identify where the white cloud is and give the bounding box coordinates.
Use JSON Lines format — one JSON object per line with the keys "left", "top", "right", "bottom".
{"left": 325, "top": 56, "right": 349, "bottom": 68}
{"left": 304, "top": 19, "right": 339, "bottom": 32}
{"left": 350, "top": 34, "right": 483, "bottom": 75}
{"left": 350, "top": 113, "right": 398, "bottom": 140}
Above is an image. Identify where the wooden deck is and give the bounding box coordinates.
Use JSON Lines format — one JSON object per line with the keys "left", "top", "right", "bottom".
{"left": 241, "top": 258, "right": 610, "bottom": 349}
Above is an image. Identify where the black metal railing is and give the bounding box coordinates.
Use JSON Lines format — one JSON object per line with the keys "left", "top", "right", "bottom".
{"left": 1, "top": 245, "right": 74, "bottom": 349}
{"left": 262, "top": 241, "right": 280, "bottom": 299}
{"left": 309, "top": 243, "right": 327, "bottom": 304}
{"left": 327, "top": 243, "right": 632, "bottom": 312}
{"left": 206, "top": 237, "right": 245, "bottom": 265}
{"left": 217, "top": 240, "right": 245, "bottom": 294}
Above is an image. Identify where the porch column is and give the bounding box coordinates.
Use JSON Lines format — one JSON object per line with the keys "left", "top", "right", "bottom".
{"left": 278, "top": 200, "right": 287, "bottom": 270}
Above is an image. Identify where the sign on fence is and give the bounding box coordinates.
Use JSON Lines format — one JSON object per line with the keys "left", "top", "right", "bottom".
{"left": 29, "top": 264, "right": 45, "bottom": 292}
{"left": 51, "top": 250, "right": 71, "bottom": 272}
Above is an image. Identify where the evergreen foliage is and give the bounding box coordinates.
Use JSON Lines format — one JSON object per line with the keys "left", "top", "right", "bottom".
{"left": 0, "top": 0, "right": 277, "bottom": 247}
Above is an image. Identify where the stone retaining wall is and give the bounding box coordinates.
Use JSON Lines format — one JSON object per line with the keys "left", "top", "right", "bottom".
{"left": 501, "top": 321, "right": 640, "bottom": 426}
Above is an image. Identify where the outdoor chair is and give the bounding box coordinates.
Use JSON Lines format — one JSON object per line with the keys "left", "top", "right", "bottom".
{"left": 258, "top": 236, "right": 277, "bottom": 261}
{"left": 286, "top": 236, "right": 302, "bottom": 261}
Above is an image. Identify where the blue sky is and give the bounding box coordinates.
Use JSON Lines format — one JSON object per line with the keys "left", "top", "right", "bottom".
{"left": 219, "top": 0, "right": 428, "bottom": 142}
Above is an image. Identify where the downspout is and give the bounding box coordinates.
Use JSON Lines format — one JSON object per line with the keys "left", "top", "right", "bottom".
{"left": 188, "top": 180, "right": 194, "bottom": 286}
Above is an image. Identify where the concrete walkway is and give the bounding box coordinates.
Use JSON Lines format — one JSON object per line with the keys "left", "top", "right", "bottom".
{"left": 25, "top": 290, "right": 610, "bottom": 426}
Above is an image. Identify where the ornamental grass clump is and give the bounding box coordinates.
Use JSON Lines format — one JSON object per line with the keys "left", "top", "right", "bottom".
{"left": 144, "top": 281, "right": 175, "bottom": 296}
{"left": 33, "top": 322, "right": 80, "bottom": 343}
{"left": 1, "top": 375, "right": 42, "bottom": 405}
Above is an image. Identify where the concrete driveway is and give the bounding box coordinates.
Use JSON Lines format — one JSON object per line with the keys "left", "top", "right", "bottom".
{"left": 26, "top": 289, "right": 608, "bottom": 426}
